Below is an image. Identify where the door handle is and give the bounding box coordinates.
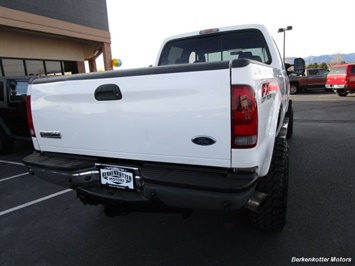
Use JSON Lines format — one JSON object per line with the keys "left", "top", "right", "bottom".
{"left": 95, "top": 84, "right": 122, "bottom": 101}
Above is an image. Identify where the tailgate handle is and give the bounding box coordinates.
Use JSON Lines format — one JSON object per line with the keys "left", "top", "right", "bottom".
{"left": 95, "top": 84, "right": 122, "bottom": 101}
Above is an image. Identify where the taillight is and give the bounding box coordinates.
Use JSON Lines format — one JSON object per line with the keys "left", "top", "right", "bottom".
{"left": 26, "top": 95, "right": 36, "bottom": 137}
{"left": 231, "top": 85, "right": 258, "bottom": 148}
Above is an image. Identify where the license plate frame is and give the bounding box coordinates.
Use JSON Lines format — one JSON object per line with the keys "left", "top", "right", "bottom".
{"left": 98, "top": 164, "right": 135, "bottom": 190}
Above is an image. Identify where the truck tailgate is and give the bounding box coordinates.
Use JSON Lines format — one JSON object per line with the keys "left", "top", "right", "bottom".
{"left": 327, "top": 74, "right": 346, "bottom": 85}
{"left": 30, "top": 64, "right": 232, "bottom": 167}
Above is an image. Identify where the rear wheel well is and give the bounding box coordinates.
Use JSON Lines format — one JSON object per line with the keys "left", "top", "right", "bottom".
{"left": 276, "top": 105, "right": 283, "bottom": 134}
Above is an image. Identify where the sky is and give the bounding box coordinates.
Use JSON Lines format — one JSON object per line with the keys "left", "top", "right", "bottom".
{"left": 104, "top": 0, "right": 355, "bottom": 69}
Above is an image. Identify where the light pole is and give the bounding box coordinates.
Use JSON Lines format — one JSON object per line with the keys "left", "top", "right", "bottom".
{"left": 278, "top": 26, "right": 293, "bottom": 63}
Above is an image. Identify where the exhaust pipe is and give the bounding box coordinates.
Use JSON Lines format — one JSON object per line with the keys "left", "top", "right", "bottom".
{"left": 245, "top": 191, "right": 268, "bottom": 212}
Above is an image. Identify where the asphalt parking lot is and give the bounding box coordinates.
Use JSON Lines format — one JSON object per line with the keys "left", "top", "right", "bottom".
{"left": 1, "top": 91, "right": 354, "bottom": 266}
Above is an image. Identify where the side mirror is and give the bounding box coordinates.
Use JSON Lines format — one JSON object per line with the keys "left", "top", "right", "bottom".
{"left": 9, "top": 80, "right": 17, "bottom": 96}
{"left": 294, "top": 58, "right": 305, "bottom": 76}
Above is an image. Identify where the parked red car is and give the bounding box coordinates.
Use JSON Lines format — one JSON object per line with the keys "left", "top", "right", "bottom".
{"left": 326, "top": 63, "right": 355, "bottom": 96}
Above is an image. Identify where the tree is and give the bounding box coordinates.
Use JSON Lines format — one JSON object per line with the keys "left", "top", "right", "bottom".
{"left": 307, "top": 62, "right": 319, "bottom": 69}
{"left": 328, "top": 53, "right": 346, "bottom": 68}
{"left": 319, "top": 62, "right": 328, "bottom": 69}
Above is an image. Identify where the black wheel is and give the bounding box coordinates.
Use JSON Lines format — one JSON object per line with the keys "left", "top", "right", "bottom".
{"left": 290, "top": 84, "right": 298, "bottom": 94}
{"left": 249, "top": 137, "right": 289, "bottom": 231}
{"left": 336, "top": 90, "right": 348, "bottom": 97}
{"left": 0, "top": 128, "right": 13, "bottom": 154}
{"left": 286, "top": 100, "right": 294, "bottom": 139}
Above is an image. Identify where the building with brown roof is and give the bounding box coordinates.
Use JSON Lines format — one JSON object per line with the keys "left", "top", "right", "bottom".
{"left": 0, "top": 0, "right": 112, "bottom": 76}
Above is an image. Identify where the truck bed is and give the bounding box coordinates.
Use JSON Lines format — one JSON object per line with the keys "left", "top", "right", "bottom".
{"left": 30, "top": 62, "right": 232, "bottom": 167}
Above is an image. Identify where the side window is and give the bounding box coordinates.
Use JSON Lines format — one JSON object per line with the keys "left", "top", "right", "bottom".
{"left": 308, "top": 70, "right": 318, "bottom": 76}
{"left": 350, "top": 66, "right": 355, "bottom": 74}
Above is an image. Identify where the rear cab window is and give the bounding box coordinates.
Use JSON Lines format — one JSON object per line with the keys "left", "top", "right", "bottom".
{"left": 158, "top": 30, "right": 271, "bottom": 66}
{"left": 329, "top": 66, "right": 346, "bottom": 75}
{"left": 308, "top": 69, "right": 319, "bottom": 76}
{"left": 308, "top": 69, "right": 329, "bottom": 76}
{"left": 318, "top": 69, "right": 329, "bottom": 76}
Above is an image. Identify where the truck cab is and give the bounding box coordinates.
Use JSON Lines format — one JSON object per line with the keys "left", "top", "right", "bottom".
{"left": 0, "top": 77, "right": 32, "bottom": 153}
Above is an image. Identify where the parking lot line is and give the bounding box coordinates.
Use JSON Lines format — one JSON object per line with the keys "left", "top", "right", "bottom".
{"left": 0, "top": 172, "right": 29, "bottom": 182}
{"left": 0, "top": 188, "right": 72, "bottom": 216}
{"left": 0, "top": 160, "right": 25, "bottom": 166}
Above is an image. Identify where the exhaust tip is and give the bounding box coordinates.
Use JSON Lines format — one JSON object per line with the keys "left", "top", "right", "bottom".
{"left": 245, "top": 191, "right": 268, "bottom": 212}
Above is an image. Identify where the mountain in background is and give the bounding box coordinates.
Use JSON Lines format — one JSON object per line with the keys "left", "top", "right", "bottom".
{"left": 287, "top": 53, "right": 355, "bottom": 65}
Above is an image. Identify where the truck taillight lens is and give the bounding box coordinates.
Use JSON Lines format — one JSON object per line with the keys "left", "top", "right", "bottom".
{"left": 26, "top": 95, "right": 36, "bottom": 137}
{"left": 231, "top": 85, "right": 258, "bottom": 148}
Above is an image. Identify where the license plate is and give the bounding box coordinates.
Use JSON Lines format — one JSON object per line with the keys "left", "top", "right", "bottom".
{"left": 99, "top": 164, "right": 135, "bottom": 190}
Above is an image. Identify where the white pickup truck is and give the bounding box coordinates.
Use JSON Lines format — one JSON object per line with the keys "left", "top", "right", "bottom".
{"left": 24, "top": 24, "right": 305, "bottom": 231}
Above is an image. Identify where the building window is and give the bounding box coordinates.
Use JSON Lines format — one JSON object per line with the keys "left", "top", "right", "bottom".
{"left": 46, "top": 61, "right": 63, "bottom": 75}
{"left": 2, "top": 59, "right": 25, "bottom": 76}
{"left": 26, "top": 60, "right": 45, "bottom": 76}
{"left": 63, "top": 61, "right": 78, "bottom": 74}
{"left": 0, "top": 58, "right": 80, "bottom": 76}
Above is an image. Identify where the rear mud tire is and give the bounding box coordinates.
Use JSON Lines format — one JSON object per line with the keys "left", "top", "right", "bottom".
{"left": 336, "top": 90, "right": 348, "bottom": 97}
{"left": 286, "top": 100, "right": 294, "bottom": 139}
{"left": 249, "top": 138, "right": 289, "bottom": 231}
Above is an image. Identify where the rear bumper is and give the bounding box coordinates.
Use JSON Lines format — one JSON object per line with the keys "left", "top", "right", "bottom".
{"left": 326, "top": 84, "right": 346, "bottom": 89}
{"left": 24, "top": 152, "right": 258, "bottom": 211}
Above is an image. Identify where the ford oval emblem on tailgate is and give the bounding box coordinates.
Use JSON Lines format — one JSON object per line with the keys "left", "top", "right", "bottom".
{"left": 191, "top": 136, "right": 216, "bottom": 146}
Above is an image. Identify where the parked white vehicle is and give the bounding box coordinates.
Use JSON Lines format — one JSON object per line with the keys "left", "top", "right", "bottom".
{"left": 24, "top": 24, "right": 305, "bottom": 231}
